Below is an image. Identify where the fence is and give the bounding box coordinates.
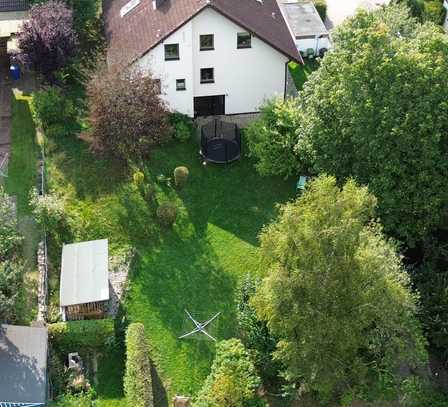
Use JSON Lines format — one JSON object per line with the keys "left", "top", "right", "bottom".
{"left": 36, "top": 134, "right": 48, "bottom": 322}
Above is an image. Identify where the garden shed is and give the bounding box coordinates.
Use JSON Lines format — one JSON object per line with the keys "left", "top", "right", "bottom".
{"left": 0, "top": 324, "right": 48, "bottom": 406}
{"left": 279, "top": 0, "right": 331, "bottom": 57}
{"left": 60, "top": 239, "right": 110, "bottom": 321}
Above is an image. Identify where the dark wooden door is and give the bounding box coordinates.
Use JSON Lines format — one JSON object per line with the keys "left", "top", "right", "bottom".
{"left": 194, "top": 95, "right": 225, "bottom": 117}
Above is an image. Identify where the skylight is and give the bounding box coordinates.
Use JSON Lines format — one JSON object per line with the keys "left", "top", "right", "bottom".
{"left": 120, "top": 0, "right": 140, "bottom": 17}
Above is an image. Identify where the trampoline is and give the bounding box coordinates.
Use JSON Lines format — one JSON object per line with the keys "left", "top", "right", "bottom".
{"left": 200, "top": 119, "right": 241, "bottom": 164}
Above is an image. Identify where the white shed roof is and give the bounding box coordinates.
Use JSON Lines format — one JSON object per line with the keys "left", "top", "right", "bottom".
{"left": 279, "top": 0, "right": 328, "bottom": 38}
{"left": 60, "top": 239, "right": 109, "bottom": 307}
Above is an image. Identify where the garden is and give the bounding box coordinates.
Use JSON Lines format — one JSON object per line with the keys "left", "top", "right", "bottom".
{"left": 4, "top": 0, "right": 448, "bottom": 406}
{"left": 43, "top": 118, "right": 294, "bottom": 403}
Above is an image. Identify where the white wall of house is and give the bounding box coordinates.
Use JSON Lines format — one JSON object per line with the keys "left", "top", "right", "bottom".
{"left": 295, "top": 36, "right": 331, "bottom": 56}
{"left": 133, "top": 7, "right": 290, "bottom": 117}
{"left": 444, "top": 0, "right": 448, "bottom": 31}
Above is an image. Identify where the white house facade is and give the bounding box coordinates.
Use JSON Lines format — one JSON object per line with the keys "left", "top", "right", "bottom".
{"left": 132, "top": 7, "right": 292, "bottom": 117}
{"left": 104, "top": 0, "right": 302, "bottom": 118}
{"left": 444, "top": 0, "right": 448, "bottom": 31}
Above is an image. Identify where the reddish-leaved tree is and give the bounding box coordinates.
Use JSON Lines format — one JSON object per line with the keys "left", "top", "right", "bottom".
{"left": 87, "top": 64, "right": 172, "bottom": 161}
{"left": 17, "top": 0, "right": 78, "bottom": 82}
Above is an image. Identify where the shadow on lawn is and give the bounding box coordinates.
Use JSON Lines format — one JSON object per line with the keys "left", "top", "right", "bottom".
{"left": 149, "top": 142, "right": 294, "bottom": 246}
{"left": 132, "top": 231, "right": 237, "bottom": 338}
{"left": 46, "top": 135, "right": 127, "bottom": 200}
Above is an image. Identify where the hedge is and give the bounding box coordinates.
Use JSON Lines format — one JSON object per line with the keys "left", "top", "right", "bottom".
{"left": 314, "top": 0, "right": 327, "bottom": 21}
{"left": 48, "top": 319, "right": 115, "bottom": 355}
{"left": 124, "top": 323, "right": 153, "bottom": 407}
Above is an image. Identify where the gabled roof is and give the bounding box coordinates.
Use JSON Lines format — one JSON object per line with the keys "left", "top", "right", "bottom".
{"left": 0, "top": 0, "right": 28, "bottom": 12}
{"left": 60, "top": 239, "right": 109, "bottom": 307}
{"left": 103, "top": 0, "right": 302, "bottom": 66}
{"left": 0, "top": 325, "right": 48, "bottom": 405}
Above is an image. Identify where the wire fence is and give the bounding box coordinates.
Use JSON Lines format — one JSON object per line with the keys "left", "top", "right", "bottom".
{"left": 36, "top": 133, "right": 48, "bottom": 322}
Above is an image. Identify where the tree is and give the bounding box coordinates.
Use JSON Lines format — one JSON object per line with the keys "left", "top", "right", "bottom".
{"left": 236, "top": 275, "right": 281, "bottom": 387}
{"left": 124, "top": 323, "right": 153, "bottom": 407}
{"left": 295, "top": 5, "right": 448, "bottom": 246}
{"left": 0, "top": 259, "right": 25, "bottom": 322}
{"left": 195, "top": 339, "right": 262, "bottom": 407}
{"left": 246, "top": 98, "right": 301, "bottom": 178}
{"left": 252, "top": 175, "right": 427, "bottom": 402}
{"left": 17, "top": 1, "right": 78, "bottom": 82}
{"left": 0, "top": 187, "right": 22, "bottom": 260}
{"left": 87, "top": 64, "right": 172, "bottom": 161}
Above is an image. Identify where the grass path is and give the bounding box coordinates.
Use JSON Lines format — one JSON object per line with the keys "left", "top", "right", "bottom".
{"left": 47, "top": 136, "right": 294, "bottom": 402}
{"left": 5, "top": 93, "right": 40, "bottom": 324}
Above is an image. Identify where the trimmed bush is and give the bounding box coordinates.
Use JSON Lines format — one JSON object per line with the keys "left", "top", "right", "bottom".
{"left": 170, "top": 112, "right": 195, "bottom": 142}
{"left": 423, "top": 0, "right": 445, "bottom": 24}
{"left": 314, "top": 0, "right": 327, "bottom": 21}
{"left": 156, "top": 202, "right": 177, "bottom": 227}
{"left": 48, "top": 319, "right": 115, "bottom": 355}
{"left": 124, "top": 323, "right": 153, "bottom": 407}
{"left": 32, "top": 87, "right": 77, "bottom": 135}
{"left": 194, "top": 339, "right": 261, "bottom": 406}
{"left": 174, "top": 166, "right": 189, "bottom": 189}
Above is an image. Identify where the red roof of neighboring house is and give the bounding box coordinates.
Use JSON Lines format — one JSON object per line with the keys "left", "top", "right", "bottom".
{"left": 103, "top": 0, "right": 302, "bottom": 66}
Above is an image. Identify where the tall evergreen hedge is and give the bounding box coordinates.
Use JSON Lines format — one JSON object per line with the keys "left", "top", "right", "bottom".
{"left": 124, "top": 323, "right": 153, "bottom": 407}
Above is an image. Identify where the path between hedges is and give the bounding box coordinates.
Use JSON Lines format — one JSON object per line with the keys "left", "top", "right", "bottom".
{"left": 0, "top": 57, "right": 11, "bottom": 182}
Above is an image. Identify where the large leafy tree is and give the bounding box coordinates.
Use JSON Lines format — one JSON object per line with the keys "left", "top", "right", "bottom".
{"left": 17, "top": 1, "right": 79, "bottom": 82}
{"left": 87, "top": 64, "right": 172, "bottom": 162}
{"left": 246, "top": 98, "right": 301, "bottom": 178}
{"left": 195, "top": 339, "right": 262, "bottom": 407}
{"left": 253, "top": 175, "right": 427, "bottom": 402}
{"left": 295, "top": 5, "right": 448, "bottom": 246}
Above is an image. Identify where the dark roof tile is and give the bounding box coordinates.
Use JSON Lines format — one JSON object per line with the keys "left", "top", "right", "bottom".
{"left": 103, "top": 0, "right": 301, "bottom": 66}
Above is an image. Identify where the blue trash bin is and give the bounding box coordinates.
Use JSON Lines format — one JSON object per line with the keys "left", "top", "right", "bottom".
{"left": 10, "top": 64, "right": 20, "bottom": 81}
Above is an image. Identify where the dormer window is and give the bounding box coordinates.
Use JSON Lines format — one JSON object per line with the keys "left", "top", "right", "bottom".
{"left": 237, "top": 32, "right": 251, "bottom": 49}
{"left": 200, "top": 34, "right": 214, "bottom": 51}
{"left": 165, "top": 43, "right": 179, "bottom": 60}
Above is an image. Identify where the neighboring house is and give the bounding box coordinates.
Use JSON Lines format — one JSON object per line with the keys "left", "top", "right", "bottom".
{"left": 0, "top": 324, "right": 48, "bottom": 407}
{"left": 279, "top": 0, "right": 331, "bottom": 57}
{"left": 103, "top": 0, "right": 302, "bottom": 117}
{"left": 60, "top": 239, "right": 110, "bottom": 321}
{"left": 0, "top": 0, "right": 29, "bottom": 56}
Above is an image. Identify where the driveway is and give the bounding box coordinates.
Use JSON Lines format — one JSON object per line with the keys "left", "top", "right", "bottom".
{"left": 325, "top": 0, "right": 390, "bottom": 29}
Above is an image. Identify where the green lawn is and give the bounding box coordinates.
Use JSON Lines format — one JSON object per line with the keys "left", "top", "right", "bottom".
{"left": 46, "top": 135, "right": 295, "bottom": 402}
{"left": 5, "top": 93, "right": 40, "bottom": 324}
{"left": 289, "top": 59, "right": 320, "bottom": 91}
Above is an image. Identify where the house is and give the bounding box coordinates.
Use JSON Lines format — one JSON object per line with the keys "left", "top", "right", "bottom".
{"left": 278, "top": 0, "right": 331, "bottom": 57}
{"left": 0, "top": 324, "right": 48, "bottom": 406}
{"left": 444, "top": 0, "right": 448, "bottom": 31}
{"left": 103, "top": 0, "right": 303, "bottom": 117}
{"left": 0, "top": 0, "right": 29, "bottom": 56}
{"left": 60, "top": 239, "right": 110, "bottom": 321}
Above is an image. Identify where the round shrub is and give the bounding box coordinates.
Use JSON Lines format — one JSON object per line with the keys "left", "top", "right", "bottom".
{"left": 32, "top": 87, "right": 76, "bottom": 132}
{"left": 169, "top": 112, "right": 194, "bottom": 142}
{"left": 132, "top": 170, "right": 145, "bottom": 187}
{"left": 174, "top": 166, "right": 189, "bottom": 188}
{"left": 156, "top": 202, "right": 177, "bottom": 227}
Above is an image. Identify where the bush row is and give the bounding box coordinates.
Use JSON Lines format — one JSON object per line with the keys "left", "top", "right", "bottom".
{"left": 124, "top": 323, "right": 153, "bottom": 407}
{"left": 48, "top": 319, "right": 115, "bottom": 355}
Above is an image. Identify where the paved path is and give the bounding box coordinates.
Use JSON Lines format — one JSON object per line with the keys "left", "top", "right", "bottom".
{"left": 0, "top": 57, "right": 11, "bottom": 182}
{"left": 325, "top": 0, "right": 390, "bottom": 29}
